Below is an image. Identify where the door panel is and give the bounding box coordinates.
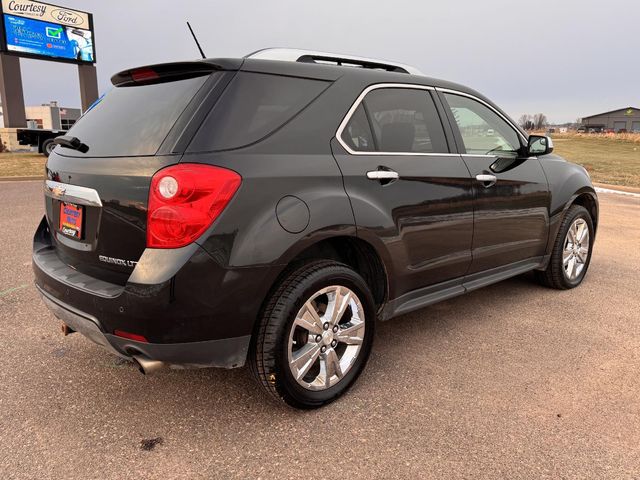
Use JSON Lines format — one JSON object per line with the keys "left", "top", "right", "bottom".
{"left": 332, "top": 87, "right": 474, "bottom": 299}
{"left": 332, "top": 144, "right": 474, "bottom": 297}
{"left": 462, "top": 155, "right": 550, "bottom": 273}
{"left": 439, "top": 91, "right": 550, "bottom": 274}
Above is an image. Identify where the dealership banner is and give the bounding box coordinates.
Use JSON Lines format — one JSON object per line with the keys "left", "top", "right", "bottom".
{"left": 0, "top": 0, "right": 94, "bottom": 63}
{"left": 1, "top": 0, "right": 89, "bottom": 27}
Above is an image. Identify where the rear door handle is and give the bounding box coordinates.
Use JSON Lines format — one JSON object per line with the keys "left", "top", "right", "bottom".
{"left": 366, "top": 170, "right": 400, "bottom": 180}
{"left": 475, "top": 174, "right": 497, "bottom": 187}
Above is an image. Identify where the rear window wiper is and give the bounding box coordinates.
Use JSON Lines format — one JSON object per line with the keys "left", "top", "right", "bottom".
{"left": 54, "top": 135, "right": 89, "bottom": 153}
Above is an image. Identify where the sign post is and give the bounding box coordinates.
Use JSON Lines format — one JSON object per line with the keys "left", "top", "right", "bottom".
{"left": 0, "top": 0, "right": 97, "bottom": 127}
{"left": 0, "top": 52, "right": 26, "bottom": 127}
{"left": 77, "top": 63, "right": 97, "bottom": 111}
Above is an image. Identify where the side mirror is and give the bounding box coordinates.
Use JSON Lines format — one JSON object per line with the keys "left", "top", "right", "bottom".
{"left": 527, "top": 135, "right": 554, "bottom": 156}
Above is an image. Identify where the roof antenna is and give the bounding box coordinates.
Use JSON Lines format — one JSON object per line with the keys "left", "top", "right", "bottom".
{"left": 187, "top": 21, "right": 206, "bottom": 59}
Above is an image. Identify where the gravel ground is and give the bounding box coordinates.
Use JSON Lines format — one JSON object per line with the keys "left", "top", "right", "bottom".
{"left": 1, "top": 181, "right": 639, "bottom": 479}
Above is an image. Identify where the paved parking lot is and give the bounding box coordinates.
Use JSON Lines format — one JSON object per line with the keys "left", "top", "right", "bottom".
{"left": 1, "top": 180, "right": 639, "bottom": 479}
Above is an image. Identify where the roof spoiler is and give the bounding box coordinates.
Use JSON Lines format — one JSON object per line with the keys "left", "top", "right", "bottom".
{"left": 111, "top": 59, "right": 242, "bottom": 87}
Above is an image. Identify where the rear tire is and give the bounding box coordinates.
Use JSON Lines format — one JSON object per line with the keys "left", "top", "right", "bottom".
{"left": 535, "top": 205, "right": 594, "bottom": 289}
{"left": 249, "top": 260, "right": 375, "bottom": 409}
{"left": 42, "top": 138, "right": 55, "bottom": 156}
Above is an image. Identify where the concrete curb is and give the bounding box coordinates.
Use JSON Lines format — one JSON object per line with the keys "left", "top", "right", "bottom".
{"left": 593, "top": 182, "right": 640, "bottom": 194}
{"left": 595, "top": 187, "right": 640, "bottom": 198}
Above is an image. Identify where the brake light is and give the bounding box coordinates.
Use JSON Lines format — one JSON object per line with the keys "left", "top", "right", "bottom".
{"left": 131, "top": 67, "right": 159, "bottom": 83}
{"left": 147, "top": 164, "right": 241, "bottom": 248}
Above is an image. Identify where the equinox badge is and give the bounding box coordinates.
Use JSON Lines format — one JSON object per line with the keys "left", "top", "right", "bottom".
{"left": 98, "top": 255, "right": 137, "bottom": 268}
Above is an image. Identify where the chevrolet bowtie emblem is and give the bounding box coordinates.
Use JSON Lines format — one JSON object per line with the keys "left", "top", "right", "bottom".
{"left": 51, "top": 185, "right": 66, "bottom": 196}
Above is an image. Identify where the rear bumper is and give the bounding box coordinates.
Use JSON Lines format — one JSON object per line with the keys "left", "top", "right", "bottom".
{"left": 33, "top": 216, "right": 275, "bottom": 368}
{"left": 38, "top": 284, "right": 124, "bottom": 358}
{"left": 37, "top": 285, "right": 251, "bottom": 368}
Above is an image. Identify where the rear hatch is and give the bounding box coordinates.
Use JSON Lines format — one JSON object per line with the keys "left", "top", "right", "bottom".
{"left": 43, "top": 60, "right": 239, "bottom": 285}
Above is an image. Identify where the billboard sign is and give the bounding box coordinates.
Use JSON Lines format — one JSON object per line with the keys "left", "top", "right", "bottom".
{"left": 0, "top": 0, "right": 94, "bottom": 63}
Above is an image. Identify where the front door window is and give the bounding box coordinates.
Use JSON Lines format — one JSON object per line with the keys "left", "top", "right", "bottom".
{"left": 443, "top": 93, "right": 521, "bottom": 156}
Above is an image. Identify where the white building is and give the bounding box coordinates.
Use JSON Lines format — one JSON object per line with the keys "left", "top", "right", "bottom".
{"left": 25, "top": 101, "right": 81, "bottom": 130}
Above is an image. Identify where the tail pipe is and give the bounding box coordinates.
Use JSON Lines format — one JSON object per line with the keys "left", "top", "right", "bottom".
{"left": 132, "top": 355, "right": 166, "bottom": 375}
{"left": 61, "top": 323, "right": 75, "bottom": 336}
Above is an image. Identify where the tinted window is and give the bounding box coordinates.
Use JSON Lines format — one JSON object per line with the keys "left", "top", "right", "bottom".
{"left": 340, "top": 104, "right": 375, "bottom": 152}
{"left": 362, "top": 88, "right": 448, "bottom": 153}
{"left": 61, "top": 75, "right": 209, "bottom": 157}
{"left": 444, "top": 93, "right": 521, "bottom": 156}
{"left": 189, "top": 72, "right": 328, "bottom": 152}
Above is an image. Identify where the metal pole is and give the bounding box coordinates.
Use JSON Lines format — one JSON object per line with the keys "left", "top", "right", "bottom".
{"left": 0, "top": 53, "right": 26, "bottom": 127}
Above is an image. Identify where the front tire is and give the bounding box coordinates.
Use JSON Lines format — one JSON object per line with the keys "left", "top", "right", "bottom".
{"left": 249, "top": 260, "right": 375, "bottom": 409}
{"left": 535, "top": 205, "right": 594, "bottom": 289}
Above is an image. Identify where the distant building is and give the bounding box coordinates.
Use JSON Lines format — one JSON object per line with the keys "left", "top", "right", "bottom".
{"left": 0, "top": 102, "right": 81, "bottom": 129}
{"left": 0, "top": 101, "right": 82, "bottom": 151}
{"left": 581, "top": 107, "right": 640, "bottom": 132}
{"left": 25, "top": 101, "right": 81, "bottom": 130}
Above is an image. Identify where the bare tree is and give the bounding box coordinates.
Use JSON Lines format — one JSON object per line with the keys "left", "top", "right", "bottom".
{"left": 533, "top": 113, "right": 548, "bottom": 130}
{"left": 518, "top": 114, "right": 534, "bottom": 130}
{"left": 518, "top": 113, "right": 533, "bottom": 130}
{"left": 518, "top": 114, "right": 529, "bottom": 129}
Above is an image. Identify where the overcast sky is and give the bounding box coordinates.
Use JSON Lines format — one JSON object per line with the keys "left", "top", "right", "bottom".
{"left": 16, "top": 0, "right": 639, "bottom": 123}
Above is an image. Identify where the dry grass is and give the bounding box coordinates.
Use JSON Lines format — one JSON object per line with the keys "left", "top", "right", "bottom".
{"left": 548, "top": 133, "right": 640, "bottom": 187}
{"left": 536, "top": 131, "right": 640, "bottom": 143}
{"left": 0, "top": 152, "right": 46, "bottom": 178}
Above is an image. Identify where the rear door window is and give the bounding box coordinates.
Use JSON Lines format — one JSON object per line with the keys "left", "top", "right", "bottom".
{"left": 340, "top": 104, "right": 375, "bottom": 152}
{"left": 188, "top": 72, "right": 329, "bottom": 152}
{"left": 60, "top": 75, "right": 210, "bottom": 157}
{"left": 342, "top": 88, "right": 448, "bottom": 154}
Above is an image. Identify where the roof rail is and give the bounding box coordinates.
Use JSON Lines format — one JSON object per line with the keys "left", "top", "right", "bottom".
{"left": 245, "top": 48, "right": 423, "bottom": 75}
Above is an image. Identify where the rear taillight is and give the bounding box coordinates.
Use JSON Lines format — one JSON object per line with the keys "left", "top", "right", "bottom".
{"left": 147, "top": 164, "right": 241, "bottom": 248}
{"left": 131, "top": 67, "right": 159, "bottom": 83}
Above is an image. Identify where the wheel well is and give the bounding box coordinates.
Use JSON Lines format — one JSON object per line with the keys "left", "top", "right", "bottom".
{"left": 286, "top": 237, "right": 388, "bottom": 308}
{"left": 572, "top": 193, "right": 598, "bottom": 232}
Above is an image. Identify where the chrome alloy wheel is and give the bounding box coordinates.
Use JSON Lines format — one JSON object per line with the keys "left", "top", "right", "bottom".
{"left": 287, "top": 285, "right": 366, "bottom": 391}
{"left": 563, "top": 218, "right": 590, "bottom": 280}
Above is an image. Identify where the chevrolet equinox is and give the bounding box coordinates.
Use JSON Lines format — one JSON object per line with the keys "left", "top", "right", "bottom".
{"left": 33, "top": 48, "right": 598, "bottom": 408}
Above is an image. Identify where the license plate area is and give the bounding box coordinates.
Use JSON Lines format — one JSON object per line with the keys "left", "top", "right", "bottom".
{"left": 59, "top": 202, "right": 84, "bottom": 239}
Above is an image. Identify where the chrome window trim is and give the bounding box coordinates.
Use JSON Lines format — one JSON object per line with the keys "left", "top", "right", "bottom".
{"left": 462, "top": 154, "right": 537, "bottom": 159}
{"left": 335, "top": 83, "right": 527, "bottom": 156}
{"left": 44, "top": 180, "right": 103, "bottom": 207}
{"left": 335, "top": 83, "right": 461, "bottom": 157}
{"left": 436, "top": 87, "right": 528, "bottom": 144}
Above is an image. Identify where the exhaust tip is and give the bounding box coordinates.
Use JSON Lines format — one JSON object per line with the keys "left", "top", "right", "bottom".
{"left": 61, "top": 323, "right": 75, "bottom": 336}
{"left": 132, "top": 355, "right": 166, "bottom": 376}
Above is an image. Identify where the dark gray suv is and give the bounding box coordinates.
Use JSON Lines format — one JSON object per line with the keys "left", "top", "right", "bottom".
{"left": 34, "top": 48, "right": 598, "bottom": 408}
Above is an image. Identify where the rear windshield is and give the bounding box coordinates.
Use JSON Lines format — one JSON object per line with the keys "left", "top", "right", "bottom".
{"left": 187, "top": 72, "right": 329, "bottom": 152}
{"left": 59, "top": 75, "right": 209, "bottom": 157}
